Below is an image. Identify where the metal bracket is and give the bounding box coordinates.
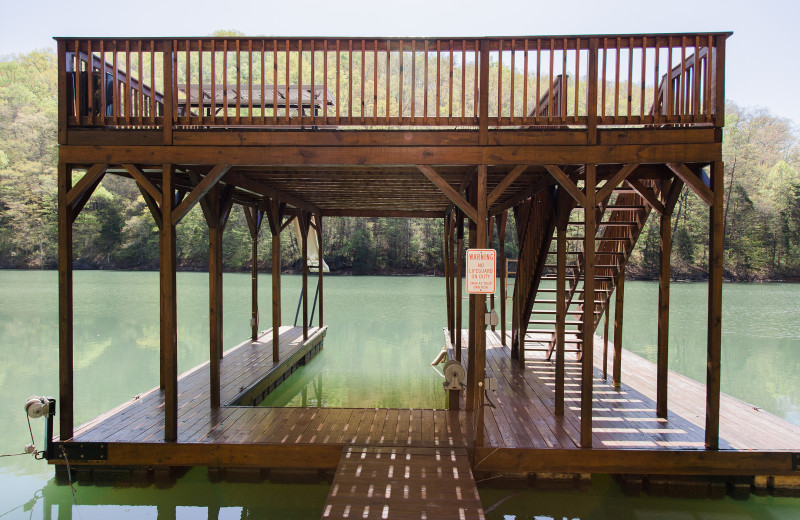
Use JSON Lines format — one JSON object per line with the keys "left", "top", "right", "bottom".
{"left": 792, "top": 453, "right": 800, "bottom": 471}
{"left": 54, "top": 442, "right": 108, "bottom": 462}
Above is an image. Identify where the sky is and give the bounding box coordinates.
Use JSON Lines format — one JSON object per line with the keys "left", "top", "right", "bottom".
{"left": 1, "top": 0, "right": 798, "bottom": 126}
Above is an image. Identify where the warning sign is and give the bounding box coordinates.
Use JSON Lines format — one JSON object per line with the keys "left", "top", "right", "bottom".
{"left": 466, "top": 249, "right": 496, "bottom": 294}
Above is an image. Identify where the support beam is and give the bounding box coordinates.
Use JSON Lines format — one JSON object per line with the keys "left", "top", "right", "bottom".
{"left": 123, "top": 163, "right": 161, "bottom": 202}
{"left": 657, "top": 200, "right": 672, "bottom": 418}
{"left": 581, "top": 164, "right": 596, "bottom": 449}
{"left": 487, "top": 164, "right": 528, "bottom": 206}
{"left": 595, "top": 163, "right": 639, "bottom": 203}
{"left": 226, "top": 172, "right": 321, "bottom": 215}
{"left": 466, "top": 182, "right": 477, "bottom": 413}
{"left": 612, "top": 269, "right": 624, "bottom": 388}
{"left": 58, "top": 163, "right": 74, "bottom": 440}
{"left": 706, "top": 161, "right": 724, "bottom": 450}
{"left": 474, "top": 165, "right": 488, "bottom": 447}
{"left": 137, "top": 184, "right": 163, "bottom": 229}
{"left": 66, "top": 163, "right": 108, "bottom": 213}
{"left": 417, "top": 165, "right": 478, "bottom": 223}
{"left": 667, "top": 162, "right": 714, "bottom": 206}
{"left": 545, "top": 165, "right": 587, "bottom": 208}
{"left": 160, "top": 164, "right": 178, "bottom": 442}
{"left": 626, "top": 179, "right": 665, "bottom": 215}
{"left": 172, "top": 164, "right": 231, "bottom": 225}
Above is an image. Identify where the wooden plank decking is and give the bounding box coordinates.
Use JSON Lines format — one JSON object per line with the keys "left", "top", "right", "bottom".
{"left": 322, "top": 447, "right": 484, "bottom": 520}
{"left": 450, "top": 330, "right": 800, "bottom": 476}
{"left": 58, "top": 326, "right": 469, "bottom": 470}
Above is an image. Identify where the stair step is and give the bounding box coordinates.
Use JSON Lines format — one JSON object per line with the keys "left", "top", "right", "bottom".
{"left": 532, "top": 310, "right": 601, "bottom": 315}
{"left": 541, "top": 275, "right": 614, "bottom": 281}
{"left": 528, "top": 320, "right": 583, "bottom": 325}
{"left": 569, "top": 221, "right": 638, "bottom": 227}
{"left": 535, "top": 299, "right": 604, "bottom": 304}
{"left": 605, "top": 205, "right": 646, "bottom": 211}
{"left": 527, "top": 328, "right": 582, "bottom": 334}
{"left": 565, "top": 237, "right": 631, "bottom": 241}
{"left": 538, "top": 288, "right": 612, "bottom": 293}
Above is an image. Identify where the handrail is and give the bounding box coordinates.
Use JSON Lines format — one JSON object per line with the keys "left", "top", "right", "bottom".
{"left": 56, "top": 33, "right": 729, "bottom": 134}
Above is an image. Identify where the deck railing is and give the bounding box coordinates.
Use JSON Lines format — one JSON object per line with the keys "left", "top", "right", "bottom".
{"left": 56, "top": 33, "right": 728, "bottom": 134}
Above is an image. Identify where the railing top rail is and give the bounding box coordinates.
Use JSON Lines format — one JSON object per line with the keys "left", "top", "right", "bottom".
{"left": 54, "top": 32, "right": 732, "bottom": 42}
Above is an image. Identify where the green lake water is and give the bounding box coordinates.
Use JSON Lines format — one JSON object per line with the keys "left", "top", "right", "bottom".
{"left": 0, "top": 270, "right": 798, "bottom": 518}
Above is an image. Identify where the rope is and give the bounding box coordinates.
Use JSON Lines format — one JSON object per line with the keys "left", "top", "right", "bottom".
{"left": 60, "top": 446, "right": 79, "bottom": 508}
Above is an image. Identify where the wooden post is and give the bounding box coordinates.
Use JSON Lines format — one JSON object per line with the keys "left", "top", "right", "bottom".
{"left": 265, "top": 200, "right": 282, "bottom": 363}
{"left": 497, "top": 212, "right": 507, "bottom": 346}
{"left": 57, "top": 41, "right": 67, "bottom": 145}
{"left": 301, "top": 212, "right": 309, "bottom": 340}
{"left": 456, "top": 210, "right": 464, "bottom": 361}
{"left": 657, "top": 202, "right": 672, "bottom": 418}
{"left": 58, "top": 163, "right": 74, "bottom": 440}
{"left": 208, "top": 186, "right": 222, "bottom": 408}
{"left": 612, "top": 269, "right": 624, "bottom": 388}
{"left": 555, "top": 200, "right": 567, "bottom": 416}
{"left": 250, "top": 226, "right": 259, "bottom": 342}
{"left": 160, "top": 164, "right": 178, "bottom": 442}
{"left": 317, "top": 214, "right": 324, "bottom": 327}
{"left": 474, "top": 165, "right": 488, "bottom": 446}
{"left": 706, "top": 161, "right": 724, "bottom": 449}
{"left": 488, "top": 214, "right": 495, "bottom": 332}
{"left": 581, "top": 164, "right": 596, "bottom": 448}
{"left": 448, "top": 213, "right": 456, "bottom": 341}
{"left": 603, "top": 306, "right": 609, "bottom": 380}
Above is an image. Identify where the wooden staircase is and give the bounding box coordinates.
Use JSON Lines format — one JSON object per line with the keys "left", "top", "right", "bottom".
{"left": 511, "top": 178, "right": 669, "bottom": 363}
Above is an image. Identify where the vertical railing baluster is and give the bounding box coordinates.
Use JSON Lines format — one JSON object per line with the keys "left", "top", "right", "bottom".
{"left": 510, "top": 39, "right": 515, "bottom": 123}
{"left": 273, "top": 39, "right": 278, "bottom": 124}
{"left": 387, "top": 40, "right": 392, "bottom": 121}
{"left": 614, "top": 36, "right": 620, "bottom": 120}
{"left": 497, "top": 40, "right": 502, "bottom": 119}
{"left": 223, "top": 40, "right": 228, "bottom": 125}
{"left": 522, "top": 39, "right": 528, "bottom": 123}
{"left": 654, "top": 39, "right": 660, "bottom": 123}
{"left": 360, "top": 39, "right": 366, "bottom": 123}
{"left": 411, "top": 40, "right": 416, "bottom": 123}
{"left": 399, "top": 40, "right": 405, "bottom": 123}
{"left": 423, "top": 40, "right": 428, "bottom": 123}
{"left": 601, "top": 38, "right": 607, "bottom": 123}
{"left": 666, "top": 38, "right": 673, "bottom": 122}
{"left": 627, "top": 37, "right": 633, "bottom": 121}
{"left": 261, "top": 39, "right": 266, "bottom": 124}
{"left": 285, "top": 39, "right": 290, "bottom": 123}
{"left": 574, "top": 38, "right": 580, "bottom": 121}
{"left": 640, "top": 36, "right": 646, "bottom": 119}
{"left": 448, "top": 40, "right": 453, "bottom": 124}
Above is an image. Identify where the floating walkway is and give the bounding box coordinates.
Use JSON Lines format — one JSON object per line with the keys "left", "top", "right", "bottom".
{"left": 323, "top": 446, "right": 484, "bottom": 520}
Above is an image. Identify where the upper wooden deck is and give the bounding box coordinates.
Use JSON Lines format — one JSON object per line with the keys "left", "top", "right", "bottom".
{"left": 55, "top": 33, "right": 729, "bottom": 218}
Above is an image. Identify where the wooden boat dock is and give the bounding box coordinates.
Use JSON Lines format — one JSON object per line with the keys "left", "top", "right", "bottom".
{"left": 50, "top": 30, "right": 800, "bottom": 517}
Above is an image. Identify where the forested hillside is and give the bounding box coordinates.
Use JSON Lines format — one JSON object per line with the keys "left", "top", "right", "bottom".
{"left": 1, "top": 48, "right": 799, "bottom": 279}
